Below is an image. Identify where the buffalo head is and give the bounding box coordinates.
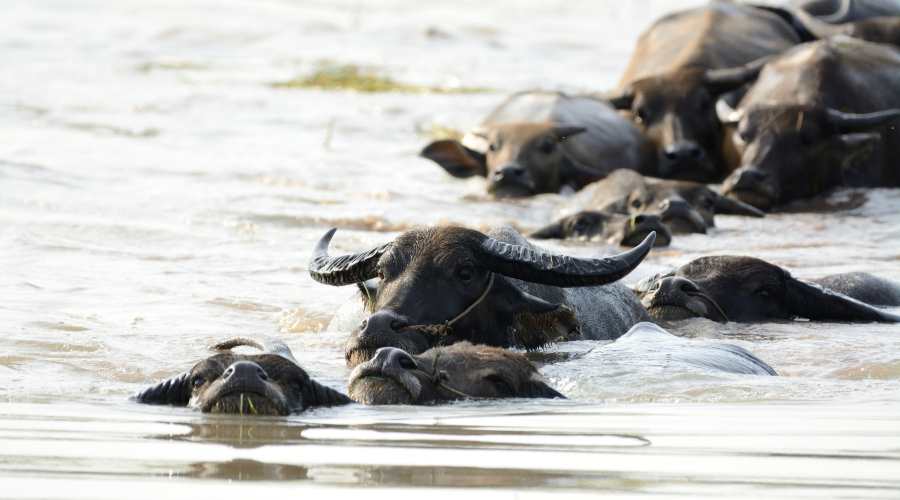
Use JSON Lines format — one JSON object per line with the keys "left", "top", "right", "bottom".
{"left": 134, "top": 338, "right": 351, "bottom": 415}
{"left": 309, "top": 226, "right": 654, "bottom": 366}
{"left": 635, "top": 255, "right": 900, "bottom": 323}
{"left": 421, "top": 123, "right": 597, "bottom": 198}
{"left": 609, "top": 61, "right": 766, "bottom": 182}
{"left": 720, "top": 104, "right": 900, "bottom": 210}
{"left": 348, "top": 342, "right": 564, "bottom": 405}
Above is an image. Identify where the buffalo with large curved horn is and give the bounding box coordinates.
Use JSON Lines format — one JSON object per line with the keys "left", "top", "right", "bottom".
{"left": 309, "top": 227, "right": 655, "bottom": 288}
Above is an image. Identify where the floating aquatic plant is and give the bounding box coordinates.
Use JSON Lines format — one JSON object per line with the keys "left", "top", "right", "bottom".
{"left": 271, "top": 63, "right": 491, "bottom": 94}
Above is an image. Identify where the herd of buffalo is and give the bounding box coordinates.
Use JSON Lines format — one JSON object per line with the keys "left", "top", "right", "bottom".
{"left": 136, "top": 0, "right": 900, "bottom": 415}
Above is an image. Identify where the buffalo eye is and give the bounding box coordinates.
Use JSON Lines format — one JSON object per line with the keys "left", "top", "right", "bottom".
{"left": 483, "top": 373, "right": 515, "bottom": 395}
{"left": 538, "top": 137, "right": 557, "bottom": 155}
{"left": 573, "top": 217, "right": 590, "bottom": 233}
{"left": 488, "top": 142, "right": 499, "bottom": 152}
{"left": 191, "top": 375, "right": 206, "bottom": 388}
{"left": 631, "top": 198, "right": 643, "bottom": 209}
{"left": 634, "top": 107, "right": 649, "bottom": 125}
{"left": 456, "top": 264, "right": 476, "bottom": 282}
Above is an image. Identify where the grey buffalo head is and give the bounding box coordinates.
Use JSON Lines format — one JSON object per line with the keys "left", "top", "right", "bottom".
{"left": 608, "top": 61, "right": 766, "bottom": 182}
{"left": 134, "top": 338, "right": 350, "bottom": 415}
{"left": 348, "top": 342, "right": 564, "bottom": 405}
{"left": 530, "top": 211, "right": 673, "bottom": 247}
{"left": 625, "top": 176, "right": 764, "bottom": 234}
{"left": 719, "top": 104, "right": 900, "bottom": 210}
{"left": 635, "top": 255, "right": 900, "bottom": 323}
{"left": 421, "top": 122, "right": 597, "bottom": 198}
{"left": 309, "top": 226, "right": 655, "bottom": 367}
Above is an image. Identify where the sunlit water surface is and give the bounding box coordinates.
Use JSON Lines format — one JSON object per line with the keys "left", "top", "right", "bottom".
{"left": 2, "top": 0, "right": 900, "bottom": 498}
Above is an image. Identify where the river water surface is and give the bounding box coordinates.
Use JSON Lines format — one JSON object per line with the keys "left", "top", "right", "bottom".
{"left": 3, "top": 0, "right": 900, "bottom": 498}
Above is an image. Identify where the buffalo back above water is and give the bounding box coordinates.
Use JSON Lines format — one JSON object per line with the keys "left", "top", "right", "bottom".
{"left": 609, "top": 1, "right": 802, "bottom": 182}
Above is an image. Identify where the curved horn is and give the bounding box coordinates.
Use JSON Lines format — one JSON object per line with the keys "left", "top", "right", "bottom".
{"left": 308, "top": 228, "right": 391, "bottom": 286}
{"left": 703, "top": 57, "right": 769, "bottom": 95}
{"left": 716, "top": 97, "right": 744, "bottom": 126}
{"left": 477, "top": 232, "right": 655, "bottom": 287}
{"left": 826, "top": 108, "right": 900, "bottom": 132}
{"left": 212, "top": 337, "right": 298, "bottom": 363}
{"left": 134, "top": 372, "right": 191, "bottom": 406}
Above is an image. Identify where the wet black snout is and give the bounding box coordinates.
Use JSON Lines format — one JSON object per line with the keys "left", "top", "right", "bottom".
{"left": 222, "top": 361, "right": 269, "bottom": 384}
{"left": 492, "top": 164, "right": 526, "bottom": 182}
{"left": 658, "top": 198, "right": 707, "bottom": 234}
{"left": 359, "top": 310, "right": 409, "bottom": 339}
{"left": 655, "top": 276, "right": 700, "bottom": 296}
{"left": 722, "top": 166, "right": 778, "bottom": 210}
{"left": 369, "top": 347, "right": 418, "bottom": 372}
{"left": 660, "top": 141, "right": 705, "bottom": 176}
{"left": 625, "top": 214, "right": 671, "bottom": 247}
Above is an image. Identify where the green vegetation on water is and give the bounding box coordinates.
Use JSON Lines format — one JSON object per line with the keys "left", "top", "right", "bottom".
{"left": 271, "top": 64, "right": 491, "bottom": 94}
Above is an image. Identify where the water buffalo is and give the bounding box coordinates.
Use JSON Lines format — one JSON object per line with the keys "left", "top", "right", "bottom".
{"left": 530, "top": 210, "right": 672, "bottom": 247}
{"left": 532, "top": 169, "right": 763, "bottom": 240}
{"left": 718, "top": 37, "right": 900, "bottom": 210}
{"left": 420, "top": 91, "right": 652, "bottom": 198}
{"left": 546, "top": 322, "right": 778, "bottom": 378}
{"left": 608, "top": 1, "right": 802, "bottom": 182}
{"left": 792, "top": 0, "right": 900, "bottom": 22}
{"left": 635, "top": 256, "right": 900, "bottom": 323}
{"left": 308, "top": 226, "right": 654, "bottom": 367}
{"left": 769, "top": 2, "right": 900, "bottom": 46}
{"left": 348, "top": 342, "right": 564, "bottom": 405}
{"left": 134, "top": 338, "right": 351, "bottom": 415}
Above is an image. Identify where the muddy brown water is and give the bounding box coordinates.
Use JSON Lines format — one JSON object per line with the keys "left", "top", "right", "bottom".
{"left": 2, "top": 0, "right": 899, "bottom": 498}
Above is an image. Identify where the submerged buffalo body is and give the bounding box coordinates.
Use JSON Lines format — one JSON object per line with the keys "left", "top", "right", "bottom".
{"left": 134, "top": 338, "right": 351, "bottom": 415}
{"left": 532, "top": 169, "right": 763, "bottom": 240}
{"left": 309, "top": 226, "right": 653, "bottom": 367}
{"left": 608, "top": 1, "right": 802, "bottom": 182}
{"left": 421, "top": 91, "right": 652, "bottom": 197}
{"left": 558, "top": 322, "right": 778, "bottom": 376}
{"left": 719, "top": 37, "right": 900, "bottom": 210}
{"left": 635, "top": 256, "right": 900, "bottom": 323}
{"left": 349, "top": 342, "right": 564, "bottom": 405}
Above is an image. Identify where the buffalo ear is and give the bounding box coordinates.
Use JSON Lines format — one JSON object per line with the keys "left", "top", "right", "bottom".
{"left": 134, "top": 372, "right": 191, "bottom": 406}
{"left": 703, "top": 56, "right": 768, "bottom": 96}
{"left": 420, "top": 139, "right": 487, "bottom": 178}
{"left": 607, "top": 89, "right": 635, "bottom": 110}
{"left": 493, "top": 278, "right": 580, "bottom": 349}
{"left": 785, "top": 278, "right": 900, "bottom": 323}
{"left": 713, "top": 193, "right": 765, "bottom": 217}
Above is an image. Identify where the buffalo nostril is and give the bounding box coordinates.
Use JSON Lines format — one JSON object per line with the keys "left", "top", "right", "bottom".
{"left": 389, "top": 319, "right": 406, "bottom": 331}
{"left": 359, "top": 319, "right": 368, "bottom": 330}
{"left": 223, "top": 367, "right": 234, "bottom": 378}
{"left": 680, "top": 282, "right": 699, "bottom": 293}
{"left": 633, "top": 215, "right": 646, "bottom": 224}
{"left": 664, "top": 149, "right": 678, "bottom": 160}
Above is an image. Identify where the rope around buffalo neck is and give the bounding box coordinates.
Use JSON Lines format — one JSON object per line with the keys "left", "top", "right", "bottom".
{"left": 412, "top": 350, "right": 480, "bottom": 400}
{"left": 401, "top": 273, "right": 496, "bottom": 342}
